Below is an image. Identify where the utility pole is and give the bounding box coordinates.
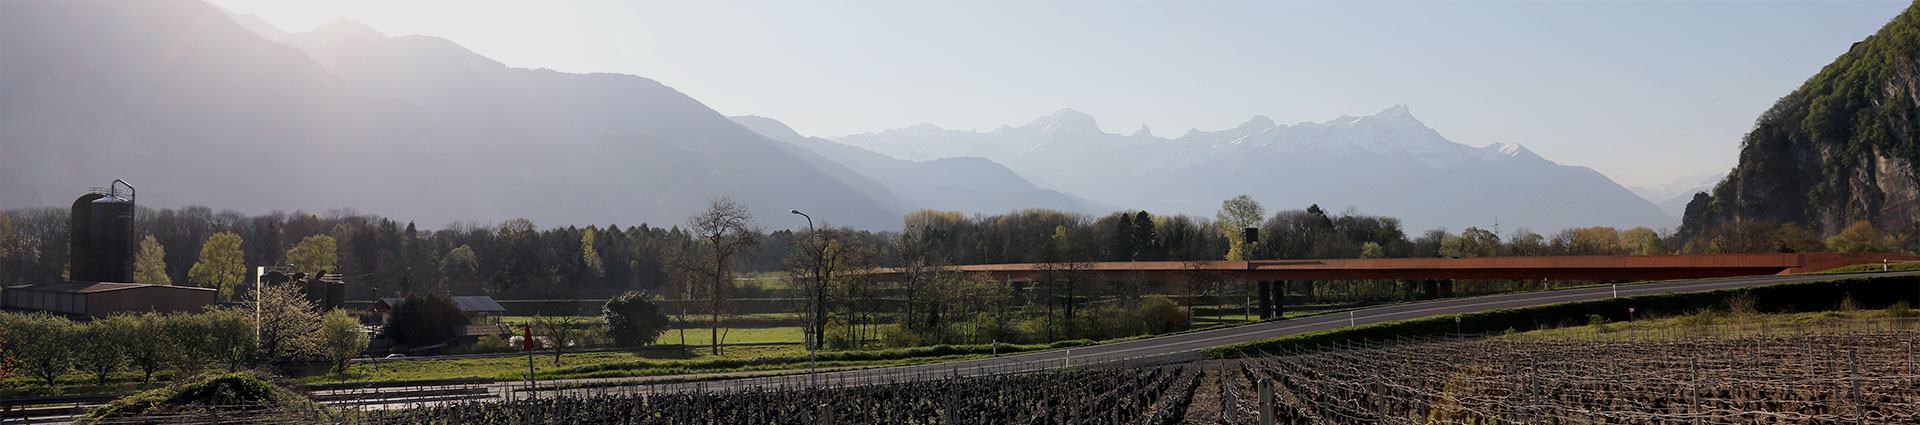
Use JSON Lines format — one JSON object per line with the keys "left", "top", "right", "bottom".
{"left": 790, "top": 210, "right": 822, "bottom": 386}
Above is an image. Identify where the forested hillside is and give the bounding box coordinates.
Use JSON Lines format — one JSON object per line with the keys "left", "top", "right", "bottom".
{"left": 1682, "top": 2, "right": 1920, "bottom": 243}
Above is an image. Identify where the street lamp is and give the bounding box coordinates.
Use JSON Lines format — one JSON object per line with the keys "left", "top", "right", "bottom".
{"left": 790, "top": 209, "right": 823, "bottom": 386}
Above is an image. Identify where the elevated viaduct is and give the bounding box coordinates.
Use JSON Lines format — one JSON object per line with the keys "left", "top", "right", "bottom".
{"left": 868, "top": 252, "right": 1919, "bottom": 319}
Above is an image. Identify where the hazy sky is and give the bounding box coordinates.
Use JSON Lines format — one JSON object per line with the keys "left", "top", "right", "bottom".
{"left": 211, "top": 0, "right": 1909, "bottom": 189}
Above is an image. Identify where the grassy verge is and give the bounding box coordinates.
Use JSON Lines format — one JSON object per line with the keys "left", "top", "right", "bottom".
{"left": 1203, "top": 274, "right": 1920, "bottom": 358}
{"left": 1808, "top": 260, "right": 1920, "bottom": 274}
{"left": 1499, "top": 305, "right": 1918, "bottom": 342}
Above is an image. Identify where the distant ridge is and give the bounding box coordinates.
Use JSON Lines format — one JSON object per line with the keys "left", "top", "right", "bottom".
{"left": 0, "top": 1, "right": 907, "bottom": 229}
{"left": 732, "top": 116, "right": 1095, "bottom": 216}
{"left": 833, "top": 105, "right": 1674, "bottom": 232}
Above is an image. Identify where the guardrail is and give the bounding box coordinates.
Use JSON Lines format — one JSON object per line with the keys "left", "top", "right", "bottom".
{"left": 2, "top": 394, "right": 127, "bottom": 423}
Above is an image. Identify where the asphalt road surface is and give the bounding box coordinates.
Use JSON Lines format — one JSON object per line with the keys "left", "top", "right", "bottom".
{"left": 579, "top": 270, "right": 1920, "bottom": 396}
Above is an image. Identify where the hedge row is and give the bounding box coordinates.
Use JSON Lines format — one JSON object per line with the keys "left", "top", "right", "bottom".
{"left": 1203, "top": 274, "right": 1920, "bottom": 358}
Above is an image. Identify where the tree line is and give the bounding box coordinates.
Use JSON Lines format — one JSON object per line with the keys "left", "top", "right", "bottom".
{"left": 0, "top": 196, "right": 1910, "bottom": 304}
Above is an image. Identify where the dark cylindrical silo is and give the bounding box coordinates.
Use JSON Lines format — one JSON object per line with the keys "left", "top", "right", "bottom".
{"left": 90, "top": 194, "right": 135, "bottom": 283}
{"left": 69, "top": 193, "right": 105, "bottom": 282}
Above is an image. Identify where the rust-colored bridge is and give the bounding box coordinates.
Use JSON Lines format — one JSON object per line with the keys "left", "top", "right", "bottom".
{"left": 871, "top": 252, "right": 1919, "bottom": 282}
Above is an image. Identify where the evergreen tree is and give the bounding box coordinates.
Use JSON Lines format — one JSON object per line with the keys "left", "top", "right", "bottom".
{"left": 1133, "top": 210, "right": 1157, "bottom": 260}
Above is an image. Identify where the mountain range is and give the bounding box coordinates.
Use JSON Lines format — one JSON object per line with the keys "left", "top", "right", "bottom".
{"left": 2, "top": 1, "right": 907, "bottom": 229}
{"left": 831, "top": 106, "right": 1675, "bottom": 232}
{"left": 3, "top": 0, "right": 1678, "bottom": 234}
{"left": 729, "top": 116, "right": 1096, "bottom": 215}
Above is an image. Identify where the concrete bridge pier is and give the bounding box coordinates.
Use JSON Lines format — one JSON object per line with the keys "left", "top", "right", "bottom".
{"left": 1256, "top": 280, "right": 1271, "bottom": 320}
{"left": 1252, "top": 280, "right": 1287, "bottom": 320}
{"left": 1422, "top": 279, "right": 1456, "bottom": 300}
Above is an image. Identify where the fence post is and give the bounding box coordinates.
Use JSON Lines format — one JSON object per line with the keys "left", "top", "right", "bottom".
{"left": 1691, "top": 357, "right": 1700, "bottom": 425}
{"left": 1850, "top": 350, "right": 1864, "bottom": 425}
{"left": 942, "top": 389, "right": 954, "bottom": 424}
{"left": 1220, "top": 363, "right": 1232, "bottom": 422}
{"left": 1258, "top": 378, "right": 1274, "bottom": 425}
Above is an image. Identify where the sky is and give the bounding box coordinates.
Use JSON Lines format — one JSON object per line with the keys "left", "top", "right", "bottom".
{"left": 210, "top": 0, "right": 1911, "bottom": 189}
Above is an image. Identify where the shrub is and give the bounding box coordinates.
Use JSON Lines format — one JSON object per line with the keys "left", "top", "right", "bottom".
{"left": 320, "top": 309, "right": 369, "bottom": 374}
{"left": 4, "top": 311, "right": 74, "bottom": 386}
{"left": 472, "top": 334, "right": 513, "bottom": 352}
{"left": 1838, "top": 292, "right": 1862, "bottom": 311}
{"left": 1585, "top": 314, "right": 1611, "bottom": 327}
{"left": 122, "top": 312, "right": 179, "bottom": 383}
{"left": 1138, "top": 296, "right": 1190, "bottom": 335}
{"left": 1674, "top": 309, "right": 1720, "bottom": 327}
{"left": 388, "top": 293, "right": 469, "bottom": 349}
{"left": 602, "top": 291, "right": 671, "bottom": 348}
{"left": 1887, "top": 301, "right": 1916, "bottom": 317}
{"left": 1724, "top": 292, "right": 1760, "bottom": 316}
{"left": 202, "top": 308, "right": 259, "bottom": 370}
{"left": 73, "top": 318, "right": 133, "bottom": 386}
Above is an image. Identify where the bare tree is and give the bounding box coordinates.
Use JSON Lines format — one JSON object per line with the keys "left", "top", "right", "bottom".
{"left": 1176, "top": 259, "right": 1219, "bottom": 326}
{"left": 686, "top": 198, "right": 762, "bottom": 355}
{"left": 785, "top": 227, "right": 877, "bottom": 349}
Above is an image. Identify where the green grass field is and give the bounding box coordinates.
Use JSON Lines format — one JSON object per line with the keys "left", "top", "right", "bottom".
{"left": 654, "top": 326, "right": 804, "bottom": 345}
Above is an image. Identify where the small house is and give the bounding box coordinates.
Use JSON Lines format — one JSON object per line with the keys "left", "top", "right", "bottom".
{"left": 370, "top": 295, "right": 508, "bottom": 324}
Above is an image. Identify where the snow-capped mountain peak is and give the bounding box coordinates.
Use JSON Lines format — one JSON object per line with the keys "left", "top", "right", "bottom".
{"left": 1342, "top": 104, "right": 1424, "bottom": 130}
{"left": 1239, "top": 115, "right": 1277, "bottom": 130}
{"left": 1027, "top": 108, "right": 1102, "bottom": 134}
{"left": 1474, "top": 142, "right": 1546, "bottom": 164}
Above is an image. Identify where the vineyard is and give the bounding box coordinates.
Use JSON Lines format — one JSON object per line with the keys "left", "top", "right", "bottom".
{"left": 1216, "top": 328, "right": 1920, "bottom": 424}
{"left": 361, "top": 365, "right": 1202, "bottom": 425}
{"left": 69, "top": 364, "right": 1204, "bottom": 424}
{"left": 56, "top": 320, "right": 1920, "bottom": 424}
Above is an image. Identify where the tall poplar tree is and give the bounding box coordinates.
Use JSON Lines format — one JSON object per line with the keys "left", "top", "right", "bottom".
{"left": 133, "top": 235, "right": 170, "bottom": 285}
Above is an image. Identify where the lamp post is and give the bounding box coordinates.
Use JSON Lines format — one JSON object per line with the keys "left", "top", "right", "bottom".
{"left": 790, "top": 209, "right": 823, "bottom": 386}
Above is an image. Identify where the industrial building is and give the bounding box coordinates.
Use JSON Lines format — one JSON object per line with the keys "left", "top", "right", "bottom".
{"left": 1, "top": 282, "right": 215, "bottom": 316}
{"left": 0, "top": 180, "right": 217, "bottom": 317}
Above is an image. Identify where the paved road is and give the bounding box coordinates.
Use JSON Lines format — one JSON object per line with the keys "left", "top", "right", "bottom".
{"left": 599, "top": 270, "right": 1920, "bottom": 395}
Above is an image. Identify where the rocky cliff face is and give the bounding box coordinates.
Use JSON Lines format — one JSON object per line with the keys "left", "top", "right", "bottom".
{"left": 1683, "top": 3, "right": 1920, "bottom": 237}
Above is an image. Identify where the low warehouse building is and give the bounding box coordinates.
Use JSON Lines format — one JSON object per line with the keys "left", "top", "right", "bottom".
{"left": 2, "top": 282, "right": 216, "bottom": 317}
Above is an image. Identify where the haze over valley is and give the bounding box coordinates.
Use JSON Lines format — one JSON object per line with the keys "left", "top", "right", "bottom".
{"left": 0, "top": 0, "right": 1731, "bottom": 234}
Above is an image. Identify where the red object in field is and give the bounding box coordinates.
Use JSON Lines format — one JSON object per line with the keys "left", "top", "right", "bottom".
{"left": 522, "top": 324, "right": 533, "bottom": 351}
